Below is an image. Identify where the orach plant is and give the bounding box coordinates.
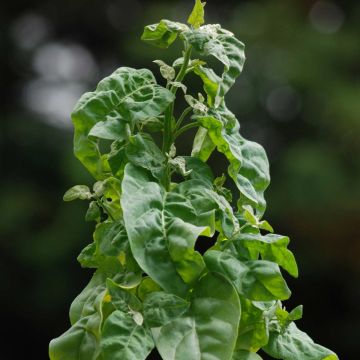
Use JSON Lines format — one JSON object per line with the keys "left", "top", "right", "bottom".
{"left": 49, "top": 1, "right": 338, "bottom": 359}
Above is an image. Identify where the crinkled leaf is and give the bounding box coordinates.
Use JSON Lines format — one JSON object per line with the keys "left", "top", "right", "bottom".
{"left": 121, "top": 164, "right": 217, "bottom": 296}
{"left": 72, "top": 67, "right": 174, "bottom": 179}
{"left": 154, "top": 59, "right": 176, "bottom": 81}
{"left": 88, "top": 117, "right": 130, "bottom": 141}
{"left": 187, "top": 0, "right": 206, "bottom": 29}
{"left": 141, "top": 20, "right": 188, "bottom": 48}
{"left": 100, "top": 310, "right": 154, "bottom": 360}
{"left": 183, "top": 156, "right": 214, "bottom": 187}
{"left": 63, "top": 185, "right": 92, "bottom": 201}
{"left": 140, "top": 116, "right": 164, "bottom": 132}
{"left": 153, "top": 272, "right": 240, "bottom": 360}
{"left": 183, "top": 24, "right": 245, "bottom": 101}
{"left": 106, "top": 279, "right": 142, "bottom": 312}
{"left": 194, "top": 65, "right": 221, "bottom": 106}
{"left": 236, "top": 298, "right": 276, "bottom": 351}
{"left": 169, "top": 156, "right": 192, "bottom": 177}
{"left": 229, "top": 233, "right": 298, "bottom": 278}
{"left": 126, "top": 133, "right": 166, "bottom": 181}
{"left": 196, "top": 105, "right": 270, "bottom": 214}
{"left": 204, "top": 250, "right": 291, "bottom": 301}
{"left": 264, "top": 322, "right": 338, "bottom": 360}
{"left": 137, "top": 277, "right": 162, "bottom": 301}
{"left": 143, "top": 291, "right": 190, "bottom": 328}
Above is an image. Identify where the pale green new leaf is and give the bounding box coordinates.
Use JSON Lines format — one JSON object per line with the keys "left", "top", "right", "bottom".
{"left": 121, "top": 164, "right": 217, "bottom": 296}
{"left": 187, "top": 0, "right": 206, "bottom": 29}
{"left": 100, "top": 310, "right": 154, "bottom": 360}
{"left": 63, "top": 185, "right": 92, "bottom": 201}
{"left": 153, "top": 272, "right": 240, "bottom": 360}
{"left": 228, "top": 233, "right": 298, "bottom": 278}
{"left": 204, "top": 250, "right": 291, "bottom": 301}
{"left": 154, "top": 59, "right": 176, "bottom": 81}
{"left": 263, "top": 322, "right": 338, "bottom": 360}
{"left": 143, "top": 291, "right": 190, "bottom": 328}
{"left": 191, "top": 127, "right": 216, "bottom": 162}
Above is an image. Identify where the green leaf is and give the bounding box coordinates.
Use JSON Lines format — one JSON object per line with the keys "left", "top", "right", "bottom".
{"left": 106, "top": 278, "right": 142, "bottom": 312}
{"left": 263, "top": 322, "right": 338, "bottom": 360}
{"left": 121, "top": 164, "right": 217, "bottom": 296}
{"left": 153, "top": 272, "right": 240, "bottom": 360}
{"left": 72, "top": 67, "right": 174, "bottom": 179}
{"left": 232, "top": 350, "right": 263, "bottom": 360}
{"left": 143, "top": 291, "right": 190, "bottom": 328}
{"left": 63, "top": 185, "right": 92, "bottom": 201}
{"left": 196, "top": 104, "right": 270, "bottom": 214}
{"left": 183, "top": 25, "right": 245, "bottom": 101}
{"left": 50, "top": 280, "right": 106, "bottom": 360}
{"left": 193, "top": 65, "right": 221, "bottom": 106}
{"left": 69, "top": 271, "right": 107, "bottom": 325}
{"left": 235, "top": 298, "right": 276, "bottom": 351}
{"left": 229, "top": 233, "right": 298, "bottom": 278}
{"left": 141, "top": 20, "right": 188, "bottom": 48}
{"left": 191, "top": 126, "right": 216, "bottom": 162}
{"left": 126, "top": 133, "right": 166, "bottom": 181}
{"left": 183, "top": 156, "right": 214, "bottom": 187}
{"left": 137, "top": 277, "right": 162, "bottom": 301}
{"left": 85, "top": 201, "right": 101, "bottom": 222}
{"left": 187, "top": 0, "right": 206, "bottom": 29}
{"left": 88, "top": 117, "right": 130, "bottom": 141}
{"left": 49, "top": 314, "right": 101, "bottom": 360}
{"left": 100, "top": 310, "right": 154, "bottom": 360}
{"left": 154, "top": 59, "right": 176, "bottom": 81}
{"left": 204, "top": 250, "right": 291, "bottom": 301}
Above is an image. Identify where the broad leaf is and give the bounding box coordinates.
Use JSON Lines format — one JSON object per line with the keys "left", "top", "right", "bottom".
{"left": 263, "top": 322, "right": 338, "bottom": 360}
{"left": 100, "top": 310, "right": 154, "bottom": 360}
{"left": 204, "top": 250, "right": 291, "bottom": 301}
{"left": 72, "top": 67, "right": 174, "bottom": 179}
{"left": 121, "top": 164, "right": 217, "bottom": 296}
{"left": 126, "top": 133, "right": 166, "bottom": 181}
{"left": 153, "top": 272, "right": 241, "bottom": 360}
{"left": 49, "top": 314, "right": 101, "bottom": 360}
{"left": 143, "top": 291, "right": 190, "bottom": 328}
{"left": 228, "top": 233, "right": 298, "bottom": 278}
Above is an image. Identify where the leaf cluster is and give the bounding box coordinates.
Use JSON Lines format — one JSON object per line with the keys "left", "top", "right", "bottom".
{"left": 49, "top": 2, "right": 338, "bottom": 360}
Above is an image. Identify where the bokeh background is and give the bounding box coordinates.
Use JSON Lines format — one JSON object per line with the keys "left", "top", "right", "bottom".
{"left": 1, "top": 0, "right": 359, "bottom": 358}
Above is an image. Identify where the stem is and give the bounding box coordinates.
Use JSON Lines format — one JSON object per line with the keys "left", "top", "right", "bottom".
{"left": 162, "top": 43, "right": 192, "bottom": 190}
{"left": 175, "top": 122, "right": 199, "bottom": 138}
{"left": 175, "top": 106, "right": 192, "bottom": 131}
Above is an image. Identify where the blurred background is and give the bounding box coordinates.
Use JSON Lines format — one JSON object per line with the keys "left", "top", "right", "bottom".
{"left": 1, "top": 0, "right": 359, "bottom": 358}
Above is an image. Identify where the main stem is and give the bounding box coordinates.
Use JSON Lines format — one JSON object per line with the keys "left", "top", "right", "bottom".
{"left": 162, "top": 43, "right": 192, "bottom": 191}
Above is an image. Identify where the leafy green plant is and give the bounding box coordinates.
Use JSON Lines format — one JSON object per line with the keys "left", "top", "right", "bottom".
{"left": 49, "top": 1, "right": 338, "bottom": 359}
